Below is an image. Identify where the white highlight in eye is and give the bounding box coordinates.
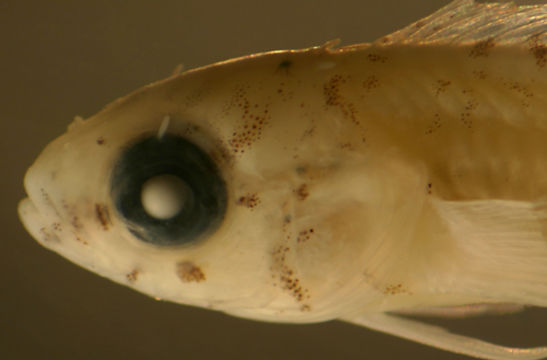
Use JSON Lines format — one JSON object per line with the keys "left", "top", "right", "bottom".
{"left": 157, "top": 116, "right": 170, "bottom": 139}
{"left": 140, "top": 174, "right": 188, "bottom": 220}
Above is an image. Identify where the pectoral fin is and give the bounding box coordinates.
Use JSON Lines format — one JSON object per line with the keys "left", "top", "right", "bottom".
{"left": 431, "top": 199, "right": 547, "bottom": 306}
{"left": 342, "top": 313, "right": 547, "bottom": 360}
{"left": 395, "top": 303, "right": 524, "bottom": 319}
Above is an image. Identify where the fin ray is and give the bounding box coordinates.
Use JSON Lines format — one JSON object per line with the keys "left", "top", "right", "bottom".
{"left": 431, "top": 199, "right": 547, "bottom": 306}
{"left": 343, "top": 313, "right": 547, "bottom": 360}
{"left": 376, "top": 0, "right": 547, "bottom": 45}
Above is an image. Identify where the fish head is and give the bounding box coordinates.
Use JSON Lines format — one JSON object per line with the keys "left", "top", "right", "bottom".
{"left": 18, "top": 49, "right": 424, "bottom": 323}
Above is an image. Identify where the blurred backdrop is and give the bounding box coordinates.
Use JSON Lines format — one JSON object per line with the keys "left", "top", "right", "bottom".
{"left": 2, "top": 1, "right": 546, "bottom": 359}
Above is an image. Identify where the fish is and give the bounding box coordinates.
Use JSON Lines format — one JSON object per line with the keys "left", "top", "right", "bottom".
{"left": 17, "top": 0, "right": 547, "bottom": 359}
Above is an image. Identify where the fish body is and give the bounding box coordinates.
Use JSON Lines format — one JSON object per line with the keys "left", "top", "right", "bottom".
{"left": 18, "top": 1, "right": 547, "bottom": 359}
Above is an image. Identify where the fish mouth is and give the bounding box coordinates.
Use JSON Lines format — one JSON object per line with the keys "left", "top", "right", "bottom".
{"left": 18, "top": 197, "right": 61, "bottom": 246}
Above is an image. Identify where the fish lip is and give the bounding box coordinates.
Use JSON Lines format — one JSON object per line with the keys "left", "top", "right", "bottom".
{"left": 18, "top": 197, "right": 61, "bottom": 246}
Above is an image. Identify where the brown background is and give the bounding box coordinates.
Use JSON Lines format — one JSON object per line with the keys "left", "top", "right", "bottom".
{"left": 2, "top": 1, "right": 546, "bottom": 359}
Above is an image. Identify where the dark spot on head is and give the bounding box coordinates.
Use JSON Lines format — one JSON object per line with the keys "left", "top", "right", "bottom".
{"left": 176, "top": 261, "right": 205, "bottom": 283}
{"left": 277, "top": 59, "right": 292, "bottom": 74}
{"left": 469, "top": 38, "right": 495, "bottom": 58}
{"left": 95, "top": 203, "right": 111, "bottom": 230}
{"left": 97, "top": 137, "right": 105, "bottom": 145}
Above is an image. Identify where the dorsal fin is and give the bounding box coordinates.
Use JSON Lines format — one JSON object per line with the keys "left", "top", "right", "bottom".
{"left": 375, "top": 0, "right": 547, "bottom": 46}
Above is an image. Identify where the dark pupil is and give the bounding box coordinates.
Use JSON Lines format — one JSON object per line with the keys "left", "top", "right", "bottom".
{"left": 110, "top": 134, "right": 227, "bottom": 246}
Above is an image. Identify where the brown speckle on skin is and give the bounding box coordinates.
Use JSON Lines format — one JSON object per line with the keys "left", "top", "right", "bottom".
{"left": 427, "top": 183, "right": 433, "bottom": 195}
{"left": 297, "top": 229, "right": 315, "bottom": 243}
{"left": 472, "top": 70, "right": 488, "bottom": 80}
{"left": 96, "top": 137, "right": 105, "bottom": 145}
{"left": 75, "top": 235, "right": 88, "bottom": 245}
{"left": 237, "top": 193, "right": 261, "bottom": 209}
{"left": 63, "top": 202, "right": 85, "bottom": 241}
{"left": 126, "top": 269, "right": 139, "bottom": 283}
{"left": 383, "top": 283, "right": 412, "bottom": 295}
{"left": 71, "top": 216, "right": 82, "bottom": 230}
{"left": 294, "top": 184, "right": 309, "bottom": 200}
{"left": 362, "top": 75, "right": 380, "bottom": 91}
{"left": 272, "top": 245, "right": 311, "bottom": 304}
{"left": 95, "top": 203, "right": 111, "bottom": 230}
{"left": 529, "top": 33, "right": 546, "bottom": 68}
{"left": 435, "top": 80, "right": 451, "bottom": 96}
{"left": 367, "top": 53, "right": 387, "bottom": 63}
{"left": 505, "top": 81, "right": 533, "bottom": 98}
{"left": 40, "top": 188, "right": 60, "bottom": 216}
{"left": 364, "top": 270, "right": 413, "bottom": 295}
{"left": 276, "top": 81, "right": 294, "bottom": 102}
{"left": 323, "top": 74, "right": 359, "bottom": 126}
{"left": 300, "top": 126, "right": 315, "bottom": 140}
{"left": 176, "top": 261, "right": 206, "bottom": 283}
{"left": 503, "top": 80, "right": 534, "bottom": 107}
{"left": 225, "top": 85, "right": 270, "bottom": 154}
{"left": 460, "top": 98, "right": 478, "bottom": 129}
{"left": 425, "top": 113, "right": 442, "bottom": 135}
{"left": 469, "top": 38, "right": 495, "bottom": 58}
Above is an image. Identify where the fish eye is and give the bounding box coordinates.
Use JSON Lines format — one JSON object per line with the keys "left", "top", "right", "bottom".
{"left": 110, "top": 134, "right": 227, "bottom": 246}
